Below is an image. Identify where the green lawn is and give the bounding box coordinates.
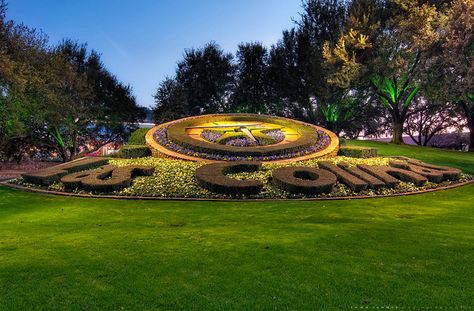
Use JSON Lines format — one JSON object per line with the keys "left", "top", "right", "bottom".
{"left": 1, "top": 141, "right": 474, "bottom": 310}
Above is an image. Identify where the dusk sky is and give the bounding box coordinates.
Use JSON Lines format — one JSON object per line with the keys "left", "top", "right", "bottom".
{"left": 7, "top": 0, "right": 302, "bottom": 108}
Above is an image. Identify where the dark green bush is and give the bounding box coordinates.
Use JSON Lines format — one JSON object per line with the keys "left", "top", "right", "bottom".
{"left": 60, "top": 165, "right": 116, "bottom": 189}
{"left": 22, "top": 157, "right": 109, "bottom": 186}
{"left": 195, "top": 162, "right": 263, "bottom": 194}
{"left": 128, "top": 128, "right": 150, "bottom": 145}
{"left": 81, "top": 165, "right": 155, "bottom": 192}
{"left": 357, "top": 164, "right": 427, "bottom": 187}
{"left": 318, "top": 161, "right": 368, "bottom": 191}
{"left": 271, "top": 166, "right": 337, "bottom": 194}
{"left": 119, "top": 145, "right": 151, "bottom": 158}
{"left": 338, "top": 146, "right": 378, "bottom": 158}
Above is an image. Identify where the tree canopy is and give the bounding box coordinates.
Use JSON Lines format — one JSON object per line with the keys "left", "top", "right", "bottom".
{"left": 0, "top": 1, "right": 144, "bottom": 161}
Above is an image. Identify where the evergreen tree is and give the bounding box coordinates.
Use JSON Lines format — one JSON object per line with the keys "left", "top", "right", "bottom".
{"left": 231, "top": 42, "right": 269, "bottom": 113}
{"left": 176, "top": 42, "right": 234, "bottom": 114}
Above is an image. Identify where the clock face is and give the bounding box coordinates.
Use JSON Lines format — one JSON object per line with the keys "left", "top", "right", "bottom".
{"left": 146, "top": 114, "right": 339, "bottom": 163}
{"left": 185, "top": 121, "right": 301, "bottom": 147}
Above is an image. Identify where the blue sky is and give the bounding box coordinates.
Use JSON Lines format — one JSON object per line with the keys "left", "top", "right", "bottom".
{"left": 7, "top": 0, "right": 302, "bottom": 108}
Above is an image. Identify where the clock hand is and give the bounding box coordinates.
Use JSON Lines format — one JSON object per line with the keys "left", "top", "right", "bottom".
{"left": 240, "top": 127, "right": 258, "bottom": 143}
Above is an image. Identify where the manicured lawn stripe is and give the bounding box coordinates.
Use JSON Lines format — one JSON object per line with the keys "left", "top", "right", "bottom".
{"left": 1, "top": 141, "right": 473, "bottom": 310}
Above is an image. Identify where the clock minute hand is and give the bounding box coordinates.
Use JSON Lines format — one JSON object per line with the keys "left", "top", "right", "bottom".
{"left": 240, "top": 126, "right": 258, "bottom": 143}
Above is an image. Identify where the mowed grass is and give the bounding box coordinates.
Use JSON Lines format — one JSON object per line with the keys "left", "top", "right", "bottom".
{"left": 1, "top": 141, "right": 474, "bottom": 310}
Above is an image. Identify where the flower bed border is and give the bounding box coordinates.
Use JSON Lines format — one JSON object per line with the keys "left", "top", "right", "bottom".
{"left": 1, "top": 179, "right": 472, "bottom": 202}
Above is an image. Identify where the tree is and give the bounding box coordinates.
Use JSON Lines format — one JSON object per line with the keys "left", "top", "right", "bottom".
{"left": 0, "top": 0, "right": 53, "bottom": 161}
{"left": 41, "top": 40, "right": 144, "bottom": 161}
{"left": 231, "top": 42, "right": 269, "bottom": 113}
{"left": 153, "top": 77, "right": 187, "bottom": 123}
{"left": 267, "top": 29, "right": 312, "bottom": 120}
{"left": 323, "top": 0, "right": 444, "bottom": 144}
{"left": 267, "top": 0, "right": 347, "bottom": 124}
{"left": 370, "top": 75, "right": 420, "bottom": 143}
{"left": 405, "top": 100, "right": 463, "bottom": 146}
{"left": 1, "top": 1, "right": 144, "bottom": 162}
{"left": 426, "top": 0, "right": 474, "bottom": 150}
{"left": 176, "top": 42, "right": 234, "bottom": 114}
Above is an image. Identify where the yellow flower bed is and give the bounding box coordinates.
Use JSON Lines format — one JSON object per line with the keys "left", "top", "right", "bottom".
{"left": 105, "top": 156, "right": 464, "bottom": 199}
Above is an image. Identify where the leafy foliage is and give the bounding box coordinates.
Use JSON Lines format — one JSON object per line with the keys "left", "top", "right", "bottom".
{"left": 230, "top": 42, "right": 269, "bottom": 114}
{"left": 0, "top": 3, "right": 144, "bottom": 161}
{"left": 128, "top": 128, "right": 149, "bottom": 145}
{"left": 119, "top": 145, "right": 151, "bottom": 159}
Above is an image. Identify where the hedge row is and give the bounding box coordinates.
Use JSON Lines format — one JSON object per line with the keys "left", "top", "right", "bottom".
{"left": 119, "top": 145, "right": 151, "bottom": 158}
{"left": 81, "top": 165, "right": 155, "bottom": 192}
{"left": 390, "top": 156, "right": 462, "bottom": 181}
{"left": 271, "top": 166, "right": 337, "bottom": 194}
{"left": 195, "top": 161, "right": 263, "bottom": 195}
{"left": 22, "top": 157, "right": 109, "bottom": 186}
{"left": 338, "top": 146, "right": 378, "bottom": 158}
{"left": 194, "top": 158, "right": 462, "bottom": 195}
{"left": 128, "top": 128, "right": 150, "bottom": 145}
{"left": 61, "top": 165, "right": 155, "bottom": 192}
{"left": 337, "top": 162, "right": 386, "bottom": 189}
{"left": 318, "top": 161, "right": 368, "bottom": 191}
{"left": 358, "top": 164, "right": 427, "bottom": 187}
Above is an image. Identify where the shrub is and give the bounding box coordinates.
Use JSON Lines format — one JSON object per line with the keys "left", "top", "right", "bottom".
{"left": 318, "top": 161, "right": 368, "bottom": 191}
{"left": 81, "top": 165, "right": 155, "bottom": 192}
{"left": 22, "top": 157, "right": 109, "bottom": 186}
{"left": 338, "top": 146, "right": 378, "bottom": 158}
{"left": 119, "top": 145, "right": 151, "bottom": 158}
{"left": 272, "top": 166, "right": 337, "bottom": 194}
{"left": 195, "top": 162, "right": 263, "bottom": 194}
{"left": 357, "top": 164, "right": 427, "bottom": 187}
{"left": 389, "top": 157, "right": 462, "bottom": 181}
{"left": 61, "top": 165, "right": 116, "bottom": 189}
{"left": 128, "top": 128, "right": 150, "bottom": 145}
{"left": 337, "top": 162, "right": 386, "bottom": 189}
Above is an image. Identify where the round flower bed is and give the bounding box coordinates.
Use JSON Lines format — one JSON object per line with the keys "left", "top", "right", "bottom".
{"left": 146, "top": 114, "right": 339, "bottom": 163}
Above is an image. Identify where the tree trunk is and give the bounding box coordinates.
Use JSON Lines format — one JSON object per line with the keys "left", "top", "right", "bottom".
{"left": 469, "top": 122, "right": 474, "bottom": 152}
{"left": 58, "top": 147, "right": 68, "bottom": 163}
{"left": 459, "top": 101, "right": 474, "bottom": 152}
{"left": 391, "top": 121, "right": 404, "bottom": 144}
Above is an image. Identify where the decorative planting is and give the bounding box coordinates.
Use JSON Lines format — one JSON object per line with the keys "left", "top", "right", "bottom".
{"left": 61, "top": 165, "right": 117, "bottom": 189}
{"left": 271, "top": 166, "right": 337, "bottom": 194}
{"left": 338, "top": 146, "right": 378, "bottom": 158}
{"left": 357, "top": 164, "right": 427, "bottom": 187}
{"left": 318, "top": 161, "right": 368, "bottom": 191}
{"left": 119, "top": 145, "right": 151, "bottom": 158}
{"left": 22, "top": 157, "right": 108, "bottom": 186}
{"left": 146, "top": 113, "right": 339, "bottom": 163}
{"left": 59, "top": 164, "right": 154, "bottom": 192}
{"left": 337, "top": 162, "right": 386, "bottom": 189}
{"left": 81, "top": 165, "right": 155, "bottom": 192}
{"left": 195, "top": 162, "right": 263, "bottom": 195}
{"left": 11, "top": 156, "right": 470, "bottom": 199}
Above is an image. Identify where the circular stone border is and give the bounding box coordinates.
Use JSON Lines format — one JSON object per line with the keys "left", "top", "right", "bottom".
{"left": 146, "top": 114, "right": 339, "bottom": 163}
{"left": 1, "top": 179, "right": 472, "bottom": 202}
